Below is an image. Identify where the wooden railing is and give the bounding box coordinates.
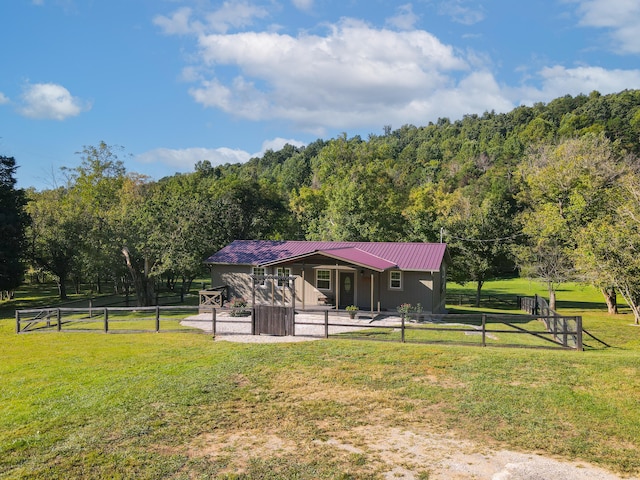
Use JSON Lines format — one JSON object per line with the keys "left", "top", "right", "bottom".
{"left": 519, "top": 294, "right": 583, "bottom": 350}
{"left": 199, "top": 285, "right": 228, "bottom": 311}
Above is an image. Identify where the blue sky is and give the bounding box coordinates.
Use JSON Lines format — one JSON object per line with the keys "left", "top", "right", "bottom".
{"left": 2, "top": 0, "right": 640, "bottom": 189}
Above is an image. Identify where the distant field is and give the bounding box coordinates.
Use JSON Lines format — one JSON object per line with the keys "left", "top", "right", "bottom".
{"left": 1, "top": 279, "right": 640, "bottom": 478}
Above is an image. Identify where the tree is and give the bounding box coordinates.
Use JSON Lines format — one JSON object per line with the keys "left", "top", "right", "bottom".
{"left": 66, "top": 142, "right": 127, "bottom": 293}
{"left": 516, "top": 133, "right": 623, "bottom": 310}
{"left": 443, "top": 189, "right": 517, "bottom": 307}
{"left": 0, "top": 157, "right": 27, "bottom": 298}
{"left": 116, "top": 175, "right": 158, "bottom": 306}
{"left": 26, "top": 188, "right": 86, "bottom": 299}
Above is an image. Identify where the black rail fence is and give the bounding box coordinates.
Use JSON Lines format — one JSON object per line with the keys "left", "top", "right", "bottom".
{"left": 16, "top": 297, "right": 587, "bottom": 350}
{"left": 291, "top": 309, "right": 583, "bottom": 350}
{"left": 15, "top": 306, "right": 213, "bottom": 334}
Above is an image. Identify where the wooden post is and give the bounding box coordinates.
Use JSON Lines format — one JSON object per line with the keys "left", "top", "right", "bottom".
{"left": 251, "top": 307, "right": 256, "bottom": 335}
{"left": 370, "top": 273, "right": 374, "bottom": 319}
{"left": 15, "top": 310, "right": 20, "bottom": 334}
{"left": 57, "top": 308, "right": 61, "bottom": 331}
{"left": 324, "top": 310, "right": 329, "bottom": 338}
{"left": 104, "top": 308, "right": 109, "bottom": 333}
{"left": 335, "top": 268, "right": 340, "bottom": 309}
{"left": 155, "top": 306, "right": 160, "bottom": 332}
{"left": 481, "top": 314, "right": 486, "bottom": 347}
{"left": 401, "top": 313, "right": 406, "bottom": 343}
{"left": 576, "top": 316, "right": 583, "bottom": 351}
{"left": 301, "top": 268, "right": 306, "bottom": 310}
{"left": 562, "top": 316, "right": 568, "bottom": 347}
{"left": 291, "top": 278, "right": 296, "bottom": 337}
{"left": 212, "top": 308, "right": 216, "bottom": 336}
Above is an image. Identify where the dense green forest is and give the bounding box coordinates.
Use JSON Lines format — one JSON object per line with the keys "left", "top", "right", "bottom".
{"left": 5, "top": 90, "right": 640, "bottom": 320}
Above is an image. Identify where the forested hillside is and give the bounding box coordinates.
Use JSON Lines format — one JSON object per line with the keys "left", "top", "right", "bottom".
{"left": 18, "top": 90, "right": 640, "bottom": 319}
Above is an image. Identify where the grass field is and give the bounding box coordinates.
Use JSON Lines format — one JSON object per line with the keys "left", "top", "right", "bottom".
{"left": 1, "top": 280, "right": 640, "bottom": 478}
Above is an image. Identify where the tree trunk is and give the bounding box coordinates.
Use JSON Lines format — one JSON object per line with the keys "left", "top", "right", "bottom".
{"left": 475, "top": 280, "right": 484, "bottom": 308}
{"left": 122, "top": 247, "right": 155, "bottom": 306}
{"left": 601, "top": 287, "right": 618, "bottom": 314}
{"left": 57, "top": 279, "right": 68, "bottom": 300}
{"left": 548, "top": 286, "right": 556, "bottom": 311}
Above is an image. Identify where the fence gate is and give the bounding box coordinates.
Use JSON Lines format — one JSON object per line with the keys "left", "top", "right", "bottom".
{"left": 254, "top": 305, "right": 294, "bottom": 335}
{"left": 251, "top": 273, "right": 297, "bottom": 336}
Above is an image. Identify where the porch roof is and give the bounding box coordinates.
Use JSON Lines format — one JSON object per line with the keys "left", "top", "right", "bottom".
{"left": 205, "top": 240, "right": 448, "bottom": 272}
{"left": 260, "top": 247, "right": 397, "bottom": 272}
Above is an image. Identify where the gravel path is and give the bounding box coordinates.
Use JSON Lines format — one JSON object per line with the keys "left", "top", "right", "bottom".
{"left": 181, "top": 311, "right": 401, "bottom": 343}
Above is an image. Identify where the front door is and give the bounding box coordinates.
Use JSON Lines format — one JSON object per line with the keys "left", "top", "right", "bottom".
{"left": 339, "top": 272, "right": 355, "bottom": 309}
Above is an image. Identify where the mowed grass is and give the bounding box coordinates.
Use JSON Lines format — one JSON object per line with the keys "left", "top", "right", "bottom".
{"left": 1, "top": 280, "right": 640, "bottom": 478}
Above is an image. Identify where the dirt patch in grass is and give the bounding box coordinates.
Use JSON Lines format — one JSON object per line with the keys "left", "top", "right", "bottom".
{"left": 188, "top": 423, "right": 632, "bottom": 479}
{"left": 184, "top": 371, "right": 633, "bottom": 479}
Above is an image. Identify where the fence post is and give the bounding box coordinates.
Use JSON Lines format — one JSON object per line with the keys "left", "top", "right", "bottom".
{"left": 104, "top": 308, "right": 109, "bottom": 333}
{"left": 155, "top": 306, "right": 160, "bottom": 332}
{"left": 251, "top": 307, "right": 256, "bottom": 335}
{"left": 15, "top": 310, "right": 20, "bottom": 334}
{"left": 401, "top": 313, "right": 406, "bottom": 343}
{"left": 212, "top": 308, "right": 216, "bottom": 336}
{"left": 482, "top": 314, "right": 486, "bottom": 347}
{"left": 57, "top": 308, "right": 62, "bottom": 331}
{"left": 562, "top": 316, "right": 568, "bottom": 347}
{"left": 324, "top": 310, "right": 329, "bottom": 338}
{"left": 576, "top": 316, "right": 583, "bottom": 351}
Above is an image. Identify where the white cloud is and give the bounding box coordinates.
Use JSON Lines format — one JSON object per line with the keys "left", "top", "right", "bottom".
{"left": 154, "top": 2, "right": 269, "bottom": 36}
{"left": 517, "top": 65, "right": 640, "bottom": 105}
{"left": 187, "top": 18, "right": 484, "bottom": 131}
{"left": 136, "top": 147, "right": 252, "bottom": 169}
{"left": 0, "top": 92, "right": 9, "bottom": 105}
{"left": 19, "top": 83, "right": 90, "bottom": 120}
{"left": 386, "top": 4, "right": 419, "bottom": 31}
{"left": 291, "top": 0, "right": 314, "bottom": 12}
{"left": 573, "top": 0, "right": 640, "bottom": 54}
{"left": 438, "top": 0, "right": 485, "bottom": 26}
{"left": 153, "top": 7, "right": 197, "bottom": 35}
{"left": 136, "top": 138, "right": 307, "bottom": 171}
{"left": 260, "top": 137, "right": 307, "bottom": 152}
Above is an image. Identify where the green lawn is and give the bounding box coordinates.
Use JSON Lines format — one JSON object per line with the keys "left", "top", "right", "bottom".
{"left": 2, "top": 280, "right": 640, "bottom": 478}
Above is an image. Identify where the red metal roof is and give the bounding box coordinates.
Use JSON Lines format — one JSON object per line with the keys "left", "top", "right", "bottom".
{"left": 205, "top": 240, "right": 448, "bottom": 272}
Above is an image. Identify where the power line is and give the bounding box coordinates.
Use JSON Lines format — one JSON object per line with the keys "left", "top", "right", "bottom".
{"left": 442, "top": 231, "right": 525, "bottom": 243}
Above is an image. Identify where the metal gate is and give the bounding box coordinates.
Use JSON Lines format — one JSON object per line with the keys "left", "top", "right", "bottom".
{"left": 251, "top": 273, "right": 297, "bottom": 336}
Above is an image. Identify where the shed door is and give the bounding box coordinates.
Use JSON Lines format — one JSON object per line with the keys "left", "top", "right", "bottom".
{"left": 339, "top": 272, "right": 355, "bottom": 309}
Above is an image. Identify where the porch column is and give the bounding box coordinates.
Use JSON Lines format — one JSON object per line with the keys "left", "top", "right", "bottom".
{"left": 370, "top": 273, "right": 374, "bottom": 318}
{"left": 335, "top": 268, "right": 340, "bottom": 309}
{"left": 301, "top": 268, "right": 306, "bottom": 310}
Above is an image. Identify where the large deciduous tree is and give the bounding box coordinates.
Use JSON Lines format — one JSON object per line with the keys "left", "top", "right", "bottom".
{"left": 26, "top": 187, "right": 86, "bottom": 299}
{"left": 516, "top": 133, "right": 623, "bottom": 310}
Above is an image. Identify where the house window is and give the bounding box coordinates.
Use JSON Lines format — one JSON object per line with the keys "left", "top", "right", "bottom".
{"left": 389, "top": 270, "right": 402, "bottom": 290}
{"left": 252, "top": 267, "right": 266, "bottom": 286}
{"left": 276, "top": 267, "right": 291, "bottom": 287}
{"left": 316, "top": 269, "right": 331, "bottom": 290}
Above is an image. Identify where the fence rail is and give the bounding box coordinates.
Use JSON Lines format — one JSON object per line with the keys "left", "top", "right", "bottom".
{"left": 15, "top": 306, "right": 215, "bottom": 334}
{"left": 16, "top": 303, "right": 584, "bottom": 350}
{"left": 294, "top": 310, "right": 583, "bottom": 350}
{"left": 518, "top": 294, "right": 583, "bottom": 350}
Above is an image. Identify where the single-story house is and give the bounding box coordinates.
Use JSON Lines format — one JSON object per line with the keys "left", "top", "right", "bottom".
{"left": 203, "top": 240, "right": 450, "bottom": 314}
